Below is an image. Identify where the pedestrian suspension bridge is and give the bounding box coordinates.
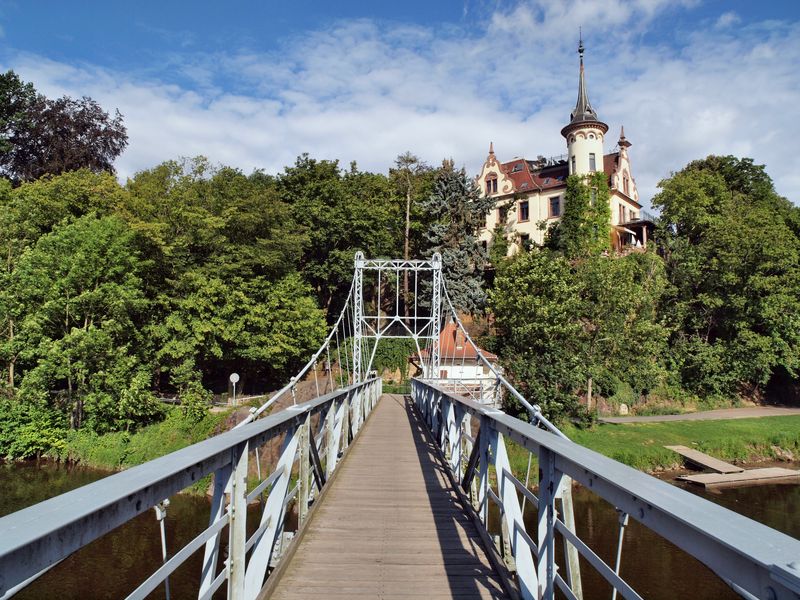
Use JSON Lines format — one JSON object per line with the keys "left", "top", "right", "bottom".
{"left": 1, "top": 253, "right": 799, "bottom": 600}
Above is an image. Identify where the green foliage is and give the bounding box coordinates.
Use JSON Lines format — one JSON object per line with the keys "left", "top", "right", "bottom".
{"left": 422, "top": 160, "right": 494, "bottom": 313}
{"left": 0, "top": 397, "right": 67, "bottom": 459}
{"left": 489, "top": 248, "right": 669, "bottom": 421}
{"left": 369, "top": 338, "right": 417, "bottom": 380}
{"left": 489, "top": 250, "right": 586, "bottom": 420}
{"left": 56, "top": 406, "right": 225, "bottom": 469}
{"left": 278, "top": 154, "right": 400, "bottom": 313}
{"left": 0, "top": 70, "right": 127, "bottom": 184}
{"left": 488, "top": 222, "right": 510, "bottom": 268}
{"left": 547, "top": 172, "right": 611, "bottom": 258}
{"left": 654, "top": 155, "right": 800, "bottom": 398}
{"left": 12, "top": 214, "right": 151, "bottom": 430}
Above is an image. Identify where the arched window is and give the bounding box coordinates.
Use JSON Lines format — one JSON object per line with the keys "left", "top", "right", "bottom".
{"left": 486, "top": 174, "right": 498, "bottom": 195}
{"left": 623, "top": 170, "right": 630, "bottom": 196}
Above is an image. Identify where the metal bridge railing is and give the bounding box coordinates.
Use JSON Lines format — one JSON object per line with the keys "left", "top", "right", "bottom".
{"left": 0, "top": 376, "right": 382, "bottom": 600}
{"left": 412, "top": 378, "right": 800, "bottom": 600}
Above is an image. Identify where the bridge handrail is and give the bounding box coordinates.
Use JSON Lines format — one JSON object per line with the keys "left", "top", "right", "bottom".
{"left": 413, "top": 378, "right": 800, "bottom": 600}
{"left": 0, "top": 377, "right": 381, "bottom": 599}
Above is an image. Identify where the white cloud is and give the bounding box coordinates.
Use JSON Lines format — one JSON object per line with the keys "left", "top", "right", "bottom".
{"left": 715, "top": 11, "right": 741, "bottom": 29}
{"left": 5, "top": 1, "right": 800, "bottom": 209}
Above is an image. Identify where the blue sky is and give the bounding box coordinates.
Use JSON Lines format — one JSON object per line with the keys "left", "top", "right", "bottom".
{"left": 2, "top": 0, "right": 800, "bottom": 207}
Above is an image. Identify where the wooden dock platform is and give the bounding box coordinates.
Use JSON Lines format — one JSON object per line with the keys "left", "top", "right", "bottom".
{"left": 678, "top": 467, "right": 800, "bottom": 489}
{"left": 665, "top": 445, "right": 744, "bottom": 473}
{"left": 263, "top": 394, "right": 509, "bottom": 600}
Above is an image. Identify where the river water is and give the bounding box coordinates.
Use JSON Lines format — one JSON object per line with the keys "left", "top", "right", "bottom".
{"left": 1, "top": 461, "right": 798, "bottom": 599}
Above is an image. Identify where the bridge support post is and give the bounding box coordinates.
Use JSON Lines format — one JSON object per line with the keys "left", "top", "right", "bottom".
{"left": 536, "top": 447, "right": 563, "bottom": 600}
{"left": 243, "top": 425, "right": 300, "bottom": 598}
{"left": 299, "top": 413, "right": 311, "bottom": 525}
{"left": 228, "top": 441, "right": 249, "bottom": 599}
{"left": 353, "top": 252, "right": 365, "bottom": 382}
{"left": 327, "top": 398, "right": 345, "bottom": 478}
{"left": 428, "top": 252, "right": 443, "bottom": 378}
{"left": 198, "top": 464, "right": 232, "bottom": 599}
{"left": 560, "top": 481, "right": 584, "bottom": 600}
{"left": 491, "top": 430, "right": 538, "bottom": 600}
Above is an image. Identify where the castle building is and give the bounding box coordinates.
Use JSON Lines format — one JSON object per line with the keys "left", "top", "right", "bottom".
{"left": 477, "top": 40, "right": 652, "bottom": 253}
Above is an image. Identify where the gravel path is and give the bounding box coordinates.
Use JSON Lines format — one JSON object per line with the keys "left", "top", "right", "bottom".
{"left": 600, "top": 406, "right": 800, "bottom": 424}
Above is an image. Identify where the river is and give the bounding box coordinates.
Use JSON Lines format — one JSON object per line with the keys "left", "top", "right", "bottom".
{"left": 1, "top": 461, "right": 798, "bottom": 599}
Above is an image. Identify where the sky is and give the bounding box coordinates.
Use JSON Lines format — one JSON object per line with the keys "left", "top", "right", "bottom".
{"left": 2, "top": 0, "right": 799, "bottom": 209}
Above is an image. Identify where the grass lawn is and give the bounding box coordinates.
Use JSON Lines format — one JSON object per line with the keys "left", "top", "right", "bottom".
{"left": 504, "top": 415, "right": 800, "bottom": 477}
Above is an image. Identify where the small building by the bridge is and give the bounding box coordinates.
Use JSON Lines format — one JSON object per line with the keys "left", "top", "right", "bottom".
{"left": 413, "top": 320, "right": 498, "bottom": 381}
{"left": 477, "top": 39, "right": 655, "bottom": 254}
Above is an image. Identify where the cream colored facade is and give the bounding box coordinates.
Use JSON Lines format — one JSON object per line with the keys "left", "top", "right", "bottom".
{"left": 477, "top": 42, "right": 648, "bottom": 254}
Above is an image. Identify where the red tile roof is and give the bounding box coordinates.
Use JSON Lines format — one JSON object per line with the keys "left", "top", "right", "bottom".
{"left": 418, "top": 321, "right": 498, "bottom": 362}
{"left": 494, "top": 153, "right": 619, "bottom": 195}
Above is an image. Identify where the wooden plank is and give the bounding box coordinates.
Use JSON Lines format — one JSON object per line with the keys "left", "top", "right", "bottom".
{"left": 679, "top": 467, "right": 800, "bottom": 488}
{"left": 665, "top": 445, "right": 744, "bottom": 473}
{"left": 263, "top": 394, "right": 510, "bottom": 600}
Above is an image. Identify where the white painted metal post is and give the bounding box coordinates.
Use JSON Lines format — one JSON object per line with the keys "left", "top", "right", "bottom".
{"left": 352, "top": 252, "right": 365, "bottom": 383}
{"left": 298, "top": 413, "right": 311, "bottom": 525}
{"left": 536, "top": 447, "right": 563, "bottom": 600}
{"left": 198, "top": 464, "right": 232, "bottom": 599}
{"left": 228, "top": 441, "right": 249, "bottom": 599}
{"left": 429, "top": 252, "right": 443, "bottom": 377}
{"left": 243, "top": 425, "right": 300, "bottom": 597}
{"left": 328, "top": 399, "right": 346, "bottom": 478}
{"left": 560, "top": 481, "right": 584, "bottom": 600}
{"left": 491, "top": 430, "right": 538, "bottom": 600}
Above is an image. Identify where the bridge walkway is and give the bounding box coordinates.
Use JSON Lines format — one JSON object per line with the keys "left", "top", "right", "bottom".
{"left": 264, "top": 394, "right": 508, "bottom": 599}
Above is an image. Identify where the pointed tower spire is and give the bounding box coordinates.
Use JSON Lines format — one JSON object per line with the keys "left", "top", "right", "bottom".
{"left": 489, "top": 141, "right": 494, "bottom": 155}
{"left": 570, "top": 32, "right": 599, "bottom": 124}
{"left": 618, "top": 125, "right": 631, "bottom": 149}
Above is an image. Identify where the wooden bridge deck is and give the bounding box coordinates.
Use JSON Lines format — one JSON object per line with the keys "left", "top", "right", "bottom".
{"left": 264, "top": 394, "right": 508, "bottom": 599}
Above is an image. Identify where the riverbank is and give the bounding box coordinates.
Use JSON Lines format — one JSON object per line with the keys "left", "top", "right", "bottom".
{"left": 51, "top": 407, "right": 231, "bottom": 471}
{"left": 507, "top": 414, "right": 800, "bottom": 476}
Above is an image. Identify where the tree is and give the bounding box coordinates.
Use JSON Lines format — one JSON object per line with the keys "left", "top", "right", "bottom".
{"left": 277, "top": 154, "right": 400, "bottom": 314}
{"left": 0, "top": 71, "right": 36, "bottom": 156}
{"left": 576, "top": 252, "right": 669, "bottom": 409}
{"left": 546, "top": 171, "right": 611, "bottom": 258}
{"left": 390, "top": 152, "right": 432, "bottom": 314}
{"left": 489, "top": 250, "right": 586, "bottom": 419}
{"left": 12, "top": 214, "right": 155, "bottom": 431}
{"left": 0, "top": 170, "right": 125, "bottom": 387}
{"left": 654, "top": 155, "right": 800, "bottom": 398}
{"left": 422, "top": 160, "right": 494, "bottom": 313}
{"left": 152, "top": 271, "right": 326, "bottom": 392}
{"left": 0, "top": 71, "right": 128, "bottom": 183}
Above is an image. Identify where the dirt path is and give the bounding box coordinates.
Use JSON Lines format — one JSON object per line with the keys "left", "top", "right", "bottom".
{"left": 601, "top": 406, "right": 800, "bottom": 424}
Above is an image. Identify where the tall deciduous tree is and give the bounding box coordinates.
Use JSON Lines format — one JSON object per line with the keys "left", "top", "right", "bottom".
{"left": 655, "top": 156, "right": 800, "bottom": 398}
{"left": 12, "top": 214, "right": 155, "bottom": 430}
{"left": 390, "top": 152, "right": 433, "bottom": 314}
{"left": 278, "top": 154, "right": 400, "bottom": 314}
{"left": 0, "top": 71, "right": 128, "bottom": 183}
{"left": 422, "top": 160, "right": 494, "bottom": 313}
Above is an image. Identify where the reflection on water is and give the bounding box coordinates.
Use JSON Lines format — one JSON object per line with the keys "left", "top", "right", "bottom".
{"left": 1, "top": 461, "right": 221, "bottom": 600}
{"left": 491, "top": 471, "right": 800, "bottom": 600}
{"left": 2, "top": 461, "right": 799, "bottom": 599}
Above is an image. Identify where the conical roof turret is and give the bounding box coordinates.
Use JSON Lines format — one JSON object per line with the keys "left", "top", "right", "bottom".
{"left": 562, "top": 35, "right": 608, "bottom": 137}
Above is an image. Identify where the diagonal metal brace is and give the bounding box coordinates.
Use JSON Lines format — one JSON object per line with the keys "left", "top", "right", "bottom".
{"left": 461, "top": 428, "right": 482, "bottom": 493}
{"left": 308, "top": 434, "right": 327, "bottom": 491}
